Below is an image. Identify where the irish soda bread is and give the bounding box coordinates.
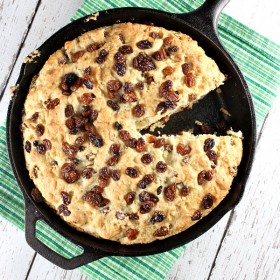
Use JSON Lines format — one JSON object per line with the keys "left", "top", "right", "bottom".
{"left": 21, "top": 23, "right": 243, "bottom": 244}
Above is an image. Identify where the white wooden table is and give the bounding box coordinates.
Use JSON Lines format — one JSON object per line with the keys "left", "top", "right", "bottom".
{"left": 0, "top": 0, "right": 279, "bottom": 279}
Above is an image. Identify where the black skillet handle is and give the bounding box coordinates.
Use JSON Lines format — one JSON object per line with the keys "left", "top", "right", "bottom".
{"left": 177, "top": 0, "right": 230, "bottom": 47}
{"left": 25, "top": 201, "right": 108, "bottom": 270}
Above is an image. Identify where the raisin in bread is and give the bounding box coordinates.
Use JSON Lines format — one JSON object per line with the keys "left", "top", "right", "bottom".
{"left": 21, "top": 23, "right": 242, "bottom": 244}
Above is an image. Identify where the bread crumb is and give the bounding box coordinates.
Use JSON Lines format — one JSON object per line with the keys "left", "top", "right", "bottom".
{"left": 220, "top": 107, "right": 231, "bottom": 116}
{"left": 216, "top": 88, "right": 222, "bottom": 94}
{"left": 24, "top": 49, "right": 40, "bottom": 63}
{"left": 84, "top": 12, "right": 99, "bottom": 22}
{"left": 227, "top": 129, "right": 243, "bottom": 139}
{"left": 9, "top": 84, "right": 19, "bottom": 97}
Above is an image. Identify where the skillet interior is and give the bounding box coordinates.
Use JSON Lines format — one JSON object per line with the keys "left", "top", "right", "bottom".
{"left": 7, "top": 7, "right": 256, "bottom": 258}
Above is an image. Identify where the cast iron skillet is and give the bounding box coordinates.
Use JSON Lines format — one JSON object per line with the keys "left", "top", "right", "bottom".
{"left": 7, "top": 0, "right": 256, "bottom": 270}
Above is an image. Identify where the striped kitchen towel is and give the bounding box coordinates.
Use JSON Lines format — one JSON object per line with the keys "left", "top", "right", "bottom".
{"left": 0, "top": 0, "right": 279, "bottom": 279}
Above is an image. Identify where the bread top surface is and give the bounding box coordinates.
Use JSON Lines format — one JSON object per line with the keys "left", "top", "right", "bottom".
{"left": 21, "top": 23, "right": 242, "bottom": 244}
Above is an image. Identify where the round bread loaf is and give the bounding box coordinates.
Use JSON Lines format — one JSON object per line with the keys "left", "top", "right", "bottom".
{"left": 21, "top": 23, "right": 242, "bottom": 244}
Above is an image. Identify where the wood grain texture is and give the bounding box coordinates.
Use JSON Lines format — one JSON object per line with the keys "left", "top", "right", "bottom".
{"left": 209, "top": 97, "right": 280, "bottom": 280}
{"left": 27, "top": 254, "right": 89, "bottom": 280}
{"left": 0, "top": 0, "right": 39, "bottom": 97}
{"left": 0, "top": 220, "right": 35, "bottom": 279}
{"left": 166, "top": 213, "right": 230, "bottom": 280}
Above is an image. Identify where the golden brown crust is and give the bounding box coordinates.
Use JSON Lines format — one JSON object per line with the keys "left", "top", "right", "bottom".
{"left": 21, "top": 23, "right": 242, "bottom": 244}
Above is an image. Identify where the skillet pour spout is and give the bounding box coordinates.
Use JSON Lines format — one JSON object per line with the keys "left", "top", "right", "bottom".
{"left": 6, "top": 0, "right": 256, "bottom": 269}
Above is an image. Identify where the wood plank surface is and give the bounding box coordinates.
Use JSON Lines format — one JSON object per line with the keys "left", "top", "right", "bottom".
{"left": 27, "top": 254, "right": 89, "bottom": 280}
{"left": 0, "top": 0, "right": 39, "bottom": 98}
{"left": 0, "top": 220, "right": 35, "bottom": 280}
{"left": 166, "top": 213, "right": 230, "bottom": 280}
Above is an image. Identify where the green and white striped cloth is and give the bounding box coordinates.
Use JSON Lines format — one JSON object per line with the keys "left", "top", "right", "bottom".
{"left": 0, "top": 0, "right": 279, "bottom": 279}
